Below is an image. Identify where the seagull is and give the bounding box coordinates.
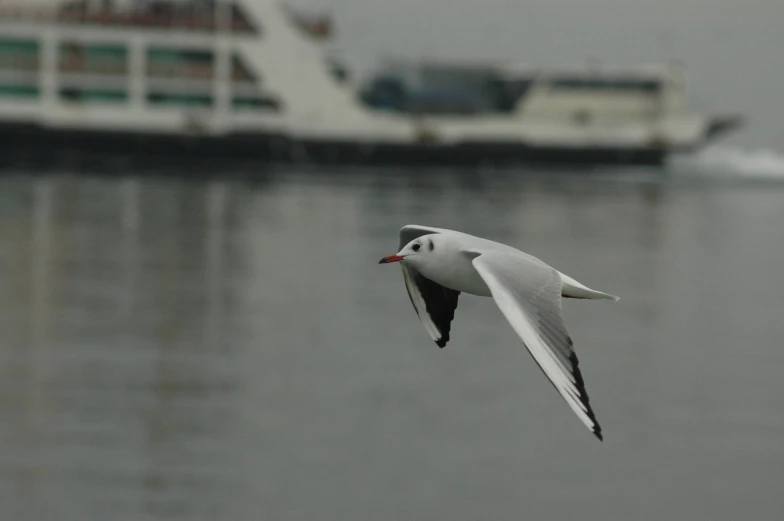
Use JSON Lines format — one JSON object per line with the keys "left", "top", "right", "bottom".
{"left": 379, "top": 225, "right": 619, "bottom": 441}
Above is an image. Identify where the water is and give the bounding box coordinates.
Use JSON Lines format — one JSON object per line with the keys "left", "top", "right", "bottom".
{"left": 676, "top": 146, "right": 784, "bottom": 181}
{"left": 1, "top": 163, "right": 784, "bottom": 521}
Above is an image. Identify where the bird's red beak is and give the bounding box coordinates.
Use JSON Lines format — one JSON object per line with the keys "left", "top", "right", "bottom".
{"left": 378, "top": 254, "right": 406, "bottom": 264}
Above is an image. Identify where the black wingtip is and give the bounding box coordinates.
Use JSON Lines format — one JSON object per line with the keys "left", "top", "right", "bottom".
{"left": 567, "top": 349, "right": 604, "bottom": 442}
{"left": 435, "top": 338, "right": 447, "bottom": 348}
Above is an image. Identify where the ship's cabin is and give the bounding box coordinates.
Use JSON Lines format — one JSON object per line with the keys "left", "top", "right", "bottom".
{"left": 359, "top": 60, "right": 684, "bottom": 121}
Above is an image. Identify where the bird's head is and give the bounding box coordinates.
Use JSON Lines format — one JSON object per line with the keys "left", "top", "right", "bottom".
{"left": 378, "top": 234, "right": 439, "bottom": 267}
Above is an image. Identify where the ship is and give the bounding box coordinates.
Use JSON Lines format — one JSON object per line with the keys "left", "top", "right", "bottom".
{"left": 0, "top": 0, "right": 744, "bottom": 167}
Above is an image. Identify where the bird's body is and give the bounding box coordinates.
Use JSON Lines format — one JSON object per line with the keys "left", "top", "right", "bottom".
{"left": 379, "top": 224, "right": 619, "bottom": 440}
{"left": 409, "top": 231, "right": 495, "bottom": 296}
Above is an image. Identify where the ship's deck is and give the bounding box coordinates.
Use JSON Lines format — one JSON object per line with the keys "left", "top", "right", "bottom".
{"left": 0, "top": 2, "right": 332, "bottom": 39}
{"left": 0, "top": 3, "right": 255, "bottom": 33}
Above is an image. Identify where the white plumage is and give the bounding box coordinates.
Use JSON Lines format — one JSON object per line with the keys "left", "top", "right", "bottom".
{"left": 379, "top": 225, "right": 619, "bottom": 440}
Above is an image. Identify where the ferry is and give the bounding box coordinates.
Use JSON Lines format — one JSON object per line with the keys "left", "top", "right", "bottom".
{"left": 0, "top": 0, "right": 743, "bottom": 167}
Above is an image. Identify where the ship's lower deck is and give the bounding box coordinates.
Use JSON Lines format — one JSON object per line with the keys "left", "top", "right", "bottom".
{"left": 0, "top": 122, "right": 667, "bottom": 168}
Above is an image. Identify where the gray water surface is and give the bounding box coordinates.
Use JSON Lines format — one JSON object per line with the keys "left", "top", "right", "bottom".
{"left": 1, "top": 168, "right": 783, "bottom": 520}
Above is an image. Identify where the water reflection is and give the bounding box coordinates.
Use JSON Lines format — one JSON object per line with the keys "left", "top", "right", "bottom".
{"left": 1, "top": 170, "right": 783, "bottom": 520}
{"left": 1, "top": 176, "right": 244, "bottom": 520}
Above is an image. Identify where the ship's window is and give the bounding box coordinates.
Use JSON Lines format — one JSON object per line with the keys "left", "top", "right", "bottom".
{"left": 486, "top": 78, "right": 533, "bottom": 112}
{"left": 147, "top": 91, "right": 213, "bottom": 107}
{"left": 147, "top": 47, "right": 214, "bottom": 80}
{"left": 231, "top": 53, "right": 258, "bottom": 83}
{"left": 60, "top": 87, "right": 128, "bottom": 103}
{"left": 549, "top": 77, "right": 661, "bottom": 94}
{"left": 0, "top": 38, "right": 39, "bottom": 54}
{"left": 0, "top": 84, "right": 39, "bottom": 99}
{"left": 231, "top": 95, "right": 282, "bottom": 112}
{"left": 59, "top": 42, "right": 128, "bottom": 75}
{"left": 230, "top": 2, "right": 261, "bottom": 34}
{"left": 0, "top": 37, "right": 39, "bottom": 72}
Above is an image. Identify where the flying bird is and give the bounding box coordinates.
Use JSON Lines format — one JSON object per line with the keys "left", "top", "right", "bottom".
{"left": 379, "top": 225, "right": 619, "bottom": 440}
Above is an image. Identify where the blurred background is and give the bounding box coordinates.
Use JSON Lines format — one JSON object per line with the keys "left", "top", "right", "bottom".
{"left": 1, "top": 1, "right": 784, "bottom": 521}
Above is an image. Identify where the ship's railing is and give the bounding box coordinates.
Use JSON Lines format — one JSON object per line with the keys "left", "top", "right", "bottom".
{"left": 0, "top": 4, "right": 257, "bottom": 34}
{"left": 0, "top": 55, "right": 38, "bottom": 71}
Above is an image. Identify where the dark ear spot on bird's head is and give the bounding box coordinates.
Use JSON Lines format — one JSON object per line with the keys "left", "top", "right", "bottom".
{"left": 428, "top": 238, "right": 434, "bottom": 251}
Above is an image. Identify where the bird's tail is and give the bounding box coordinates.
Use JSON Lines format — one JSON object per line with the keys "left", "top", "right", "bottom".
{"left": 559, "top": 273, "right": 620, "bottom": 301}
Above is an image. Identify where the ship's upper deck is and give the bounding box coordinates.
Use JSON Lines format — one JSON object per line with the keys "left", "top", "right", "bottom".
{"left": 0, "top": 1, "right": 332, "bottom": 39}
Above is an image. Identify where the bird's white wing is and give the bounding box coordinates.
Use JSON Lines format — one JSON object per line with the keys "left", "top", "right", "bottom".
{"left": 470, "top": 250, "right": 603, "bottom": 440}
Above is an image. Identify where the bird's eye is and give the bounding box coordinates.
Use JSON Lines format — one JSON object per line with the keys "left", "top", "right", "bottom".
{"left": 412, "top": 243, "right": 421, "bottom": 251}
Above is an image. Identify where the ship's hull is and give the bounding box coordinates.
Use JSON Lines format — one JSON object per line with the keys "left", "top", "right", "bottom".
{"left": 0, "top": 122, "right": 667, "bottom": 168}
